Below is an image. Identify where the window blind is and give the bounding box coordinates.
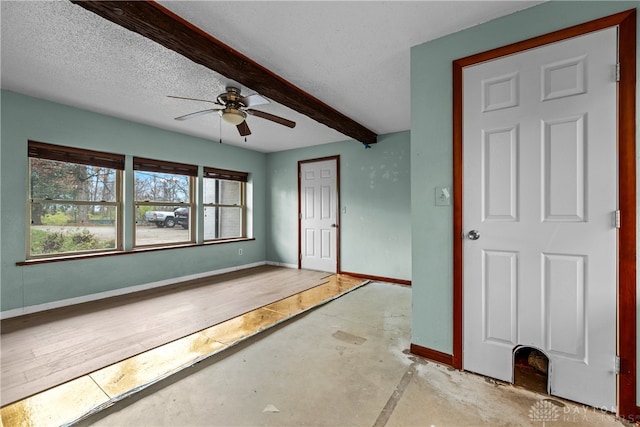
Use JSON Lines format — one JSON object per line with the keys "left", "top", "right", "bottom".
{"left": 28, "top": 140, "right": 125, "bottom": 170}
{"left": 203, "top": 167, "right": 248, "bottom": 182}
{"left": 134, "top": 157, "right": 198, "bottom": 177}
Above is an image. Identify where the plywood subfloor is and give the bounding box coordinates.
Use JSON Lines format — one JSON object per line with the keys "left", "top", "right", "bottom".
{"left": 0, "top": 265, "right": 336, "bottom": 407}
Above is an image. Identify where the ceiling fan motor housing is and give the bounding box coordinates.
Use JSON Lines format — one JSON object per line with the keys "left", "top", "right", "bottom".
{"left": 217, "top": 87, "right": 246, "bottom": 108}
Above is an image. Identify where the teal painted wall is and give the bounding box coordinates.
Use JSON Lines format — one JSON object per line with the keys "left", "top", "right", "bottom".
{"left": 0, "top": 90, "right": 411, "bottom": 312}
{"left": 410, "top": 0, "right": 638, "bottom": 399}
{"left": 1, "top": 90, "right": 267, "bottom": 311}
{"left": 266, "top": 131, "right": 411, "bottom": 281}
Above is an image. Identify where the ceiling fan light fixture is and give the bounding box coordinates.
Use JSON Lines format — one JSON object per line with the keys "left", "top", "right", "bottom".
{"left": 219, "top": 107, "right": 246, "bottom": 125}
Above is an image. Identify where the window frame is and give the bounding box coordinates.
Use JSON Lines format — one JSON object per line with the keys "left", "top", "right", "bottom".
{"left": 203, "top": 167, "right": 248, "bottom": 241}
{"left": 22, "top": 144, "right": 253, "bottom": 264}
{"left": 27, "top": 141, "right": 124, "bottom": 259}
{"left": 133, "top": 157, "right": 197, "bottom": 248}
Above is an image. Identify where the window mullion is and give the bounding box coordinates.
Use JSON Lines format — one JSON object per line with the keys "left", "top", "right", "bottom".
{"left": 203, "top": 203, "right": 242, "bottom": 208}
{"left": 136, "top": 201, "right": 190, "bottom": 207}
{"left": 31, "top": 199, "right": 118, "bottom": 206}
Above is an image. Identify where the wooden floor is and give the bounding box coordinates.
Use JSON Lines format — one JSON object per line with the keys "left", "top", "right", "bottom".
{"left": 0, "top": 265, "right": 333, "bottom": 407}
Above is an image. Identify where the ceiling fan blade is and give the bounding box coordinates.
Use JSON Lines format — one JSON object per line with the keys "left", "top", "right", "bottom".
{"left": 241, "top": 93, "right": 269, "bottom": 108}
{"left": 174, "top": 109, "right": 221, "bottom": 121}
{"left": 237, "top": 120, "right": 251, "bottom": 137}
{"left": 246, "top": 109, "right": 296, "bottom": 128}
{"left": 168, "top": 95, "right": 221, "bottom": 104}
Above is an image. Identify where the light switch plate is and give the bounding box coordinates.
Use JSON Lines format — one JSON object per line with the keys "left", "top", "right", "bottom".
{"left": 435, "top": 186, "right": 451, "bottom": 206}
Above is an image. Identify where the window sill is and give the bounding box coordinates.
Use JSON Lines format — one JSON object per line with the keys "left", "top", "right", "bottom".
{"left": 16, "top": 238, "right": 255, "bottom": 266}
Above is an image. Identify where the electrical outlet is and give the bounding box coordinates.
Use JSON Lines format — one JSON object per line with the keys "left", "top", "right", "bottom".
{"left": 238, "top": 249, "right": 243, "bottom": 255}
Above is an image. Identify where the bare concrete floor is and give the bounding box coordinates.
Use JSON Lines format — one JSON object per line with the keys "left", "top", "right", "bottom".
{"left": 77, "top": 282, "right": 627, "bottom": 427}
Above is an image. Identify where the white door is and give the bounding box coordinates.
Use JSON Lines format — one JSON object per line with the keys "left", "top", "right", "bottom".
{"left": 300, "top": 159, "right": 338, "bottom": 272}
{"left": 463, "top": 28, "right": 617, "bottom": 409}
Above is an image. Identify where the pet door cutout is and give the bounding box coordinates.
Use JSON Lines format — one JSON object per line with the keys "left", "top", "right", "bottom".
{"left": 513, "top": 347, "right": 549, "bottom": 394}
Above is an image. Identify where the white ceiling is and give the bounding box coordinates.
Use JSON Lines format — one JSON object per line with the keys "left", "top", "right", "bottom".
{"left": 1, "top": 1, "right": 543, "bottom": 153}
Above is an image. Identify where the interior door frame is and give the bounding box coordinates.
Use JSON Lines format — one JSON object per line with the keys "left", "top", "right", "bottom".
{"left": 298, "top": 155, "right": 341, "bottom": 273}
{"left": 452, "top": 10, "right": 636, "bottom": 417}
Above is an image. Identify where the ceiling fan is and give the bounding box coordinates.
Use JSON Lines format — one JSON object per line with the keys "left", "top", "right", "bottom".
{"left": 169, "top": 87, "right": 296, "bottom": 137}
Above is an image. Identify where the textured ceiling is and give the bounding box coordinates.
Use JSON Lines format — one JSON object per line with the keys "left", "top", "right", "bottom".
{"left": 1, "top": 1, "right": 543, "bottom": 153}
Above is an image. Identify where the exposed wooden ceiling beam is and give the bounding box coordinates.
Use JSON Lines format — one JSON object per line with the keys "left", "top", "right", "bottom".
{"left": 71, "top": 1, "right": 378, "bottom": 145}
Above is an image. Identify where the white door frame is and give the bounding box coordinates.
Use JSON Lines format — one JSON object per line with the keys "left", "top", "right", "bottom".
{"left": 452, "top": 10, "right": 636, "bottom": 417}
{"left": 298, "top": 156, "right": 340, "bottom": 272}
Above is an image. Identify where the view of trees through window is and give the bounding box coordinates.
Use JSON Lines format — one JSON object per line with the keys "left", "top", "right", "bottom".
{"left": 29, "top": 158, "right": 119, "bottom": 256}
{"left": 134, "top": 171, "right": 189, "bottom": 204}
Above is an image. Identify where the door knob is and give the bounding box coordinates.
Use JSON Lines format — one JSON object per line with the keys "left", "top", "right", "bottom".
{"left": 467, "top": 230, "right": 480, "bottom": 240}
{"left": 331, "top": 224, "right": 338, "bottom": 228}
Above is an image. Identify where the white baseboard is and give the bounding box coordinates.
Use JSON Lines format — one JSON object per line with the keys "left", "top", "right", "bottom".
{"left": 265, "top": 261, "right": 298, "bottom": 269}
{"left": 1, "top": 261, "right": 267, "bottom": 320}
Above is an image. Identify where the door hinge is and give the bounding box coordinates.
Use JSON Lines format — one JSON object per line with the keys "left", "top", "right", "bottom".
{"left": 615, "top": 356, "right": 621, "bottom": 375}
{"left": 614, "top": 210, "right": 621, "bottom": 229}
{"left": 615, "top": 63, "right": 620, "bottom": 82}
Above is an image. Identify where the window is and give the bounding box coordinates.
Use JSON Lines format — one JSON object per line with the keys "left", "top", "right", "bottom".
{"left": 26, "top": 143, "right": 249, "bottom": 261}
{"left": 203, "top": 167, "right": 247, "bottom": 240}
{"left": 28, "top": 141, "right": 123, "bottom": 258}
{"left": 134, "top": 157, "right": 196, "bottom": 247}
